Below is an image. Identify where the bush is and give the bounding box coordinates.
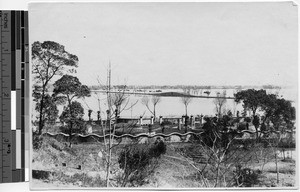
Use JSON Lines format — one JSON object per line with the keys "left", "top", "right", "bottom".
{"left": 149, "top": 138, "right": 167, "bottom": 158}
{"left": 235, "top": 165, "right": 261, "bottom": 187}
{"left": 278, "top": 139, "right": 295, "bottom": 148}
{"left": 161, "top": 120, "right": 173, "bottom": 126}
{"left": 59, "top": 118, "right": 85, "bottom": 135}
{"left": 118, "top": 138, "right": 166, "bottom": 187}
{"left": 33, "top": 132, "right": 43, "bottom": 150}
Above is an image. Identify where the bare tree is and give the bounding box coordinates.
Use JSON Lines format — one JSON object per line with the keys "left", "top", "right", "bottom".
{"left": 175, "top": 130, "right": 258, "bottom": 187}
{"left": 213, "top": 90, "right": 227, "bottom": 118}
{"left": 141, "top": 95, "right": 161, "bottom": 120}
{"left": 110, "top": 86, "right": 129, "bottom": 116}
{"left": 95, "top": 66, "right": 139, "bottom": 187}
{"left": 181, "top": 96, "right": 192, "bottom": 116}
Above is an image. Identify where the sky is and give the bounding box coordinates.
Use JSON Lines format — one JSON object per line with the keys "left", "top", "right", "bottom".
{"left": 29, "top": 2, "right": 298, "bottom": 88}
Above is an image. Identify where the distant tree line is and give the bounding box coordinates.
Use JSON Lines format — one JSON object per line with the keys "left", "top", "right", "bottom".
{"left": 87, "top": 84, "right": 283, "bottom": 91}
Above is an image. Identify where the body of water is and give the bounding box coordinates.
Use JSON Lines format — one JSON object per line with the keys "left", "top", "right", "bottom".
{"left": 76, "top": 88, "right": 297, "bottom": 120}
{"left": 31, "top": 88, "right": 297, "bottom": 121}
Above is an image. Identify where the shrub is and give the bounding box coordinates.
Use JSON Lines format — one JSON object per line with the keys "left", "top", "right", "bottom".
{"left": 278, "top": 138, "right": 295, "bottom": 148}
{"left": 149, "top": 138, "right": 167, "bottom": 158}
{"left": 235, "top": 165, "right": 261, "bottom": 187}
{"left": 33, "top": 132, "right": 43, "bottom": 150}
{"left": 118, "top": 138, "right": 166, "bottom": 187}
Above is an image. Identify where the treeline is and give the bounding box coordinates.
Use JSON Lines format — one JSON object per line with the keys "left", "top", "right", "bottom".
{"left": 88, "top": 84, "right": 283, "bottom": 90}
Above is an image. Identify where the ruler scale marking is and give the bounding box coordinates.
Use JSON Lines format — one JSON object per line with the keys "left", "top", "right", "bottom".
{"left": 0, "top": 10, "right": 28, "bottom": 183}
{"left": 0, "top": 10, "right": 2, "bottom": 183}
{"left": 11, "top": 130, "right": 16, "bottom": 181}
{"left": 1, "top": 11, "right": 12, "bottom": 183}
{"left": 11, "top": 11, "right": 17, "bottom": 182}
{"left": 16, "top": 11, "right": 20, "bottom": 50}
{"left": 18, "top": 11, "right": 23, "bottom": 181}
{"left": 16, "top": 11, "right": 22, "bottom": 176}
{"left": 11, "top": 11, "right": 15, "bottom": 91}
{"left": 24, "top": 10, "right": 29, "bottom": 182}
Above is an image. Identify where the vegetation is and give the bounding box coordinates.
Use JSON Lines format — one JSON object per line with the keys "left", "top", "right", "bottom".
{"left": 53, "top": 75, "right": 91, "bottom": 146}
{"left": 32, "top": 41, "right": 78, "bottom": 134}
{"left": 59, "top": 101, "right": 85, "bottom": 135}
{"left": 141, "top": 96, "right": 162, "bottom": 120}
{"left": 180, "top": 89, "right": 193, "bottom": 116}
{"left": 32, "top": 41, "right": 295, "bottom": 189}
{"left": 117, "top": 139, "right": 166, "bottom": 187}
{"left": 234, "top": 89, "right": 295, "bottom": 139}
{"left": 213, "top": 90, "right": 227, "bottom": 118}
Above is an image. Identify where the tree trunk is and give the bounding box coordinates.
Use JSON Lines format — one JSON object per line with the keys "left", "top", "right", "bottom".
{"left": 153, "top": 105, "right": 156, "bottom": 121}
{"left": 215, "top": 161, "right": 220, "bottom": 187}
{"left": 255, "top": 126, "right": 259, "bottom": 141}
{"left": 275, "top": 151, "right": 279, "bottom": 184}
{"left": 185, "top": 105, "right": 188, "bottom": 116}
{"left": 38, "top": 87, "right": 46, "bottom": 134}
{"left": 68, "top": 98, "right": 73, "bottom": 147}
{"left": 106, "top": 113, "right": 112, "bottom": 187}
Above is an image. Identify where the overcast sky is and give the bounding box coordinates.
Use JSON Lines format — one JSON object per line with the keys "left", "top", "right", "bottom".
{"left": 29, "top": 2, "right": 298, "bottom": 87}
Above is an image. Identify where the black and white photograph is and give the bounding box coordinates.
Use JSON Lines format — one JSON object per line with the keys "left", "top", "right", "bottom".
{"left": 29, "top": 2, "right": 297, "bottom": 189}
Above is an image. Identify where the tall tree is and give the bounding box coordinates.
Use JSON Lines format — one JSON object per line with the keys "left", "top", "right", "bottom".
{"left": 32, "top": 41, "right": 78, "bottom": 134}
{"left": 261, "top": 96, "right": 295, "bottom": 184}
{"left": 235, "top": 89, "right": 295, "bottom": 138}
{"left": 53, "top": 75, "right": 91, "bottom": 143}
{"left": 234, "top": 89, "right": 267, "bottom": 138}
{"left": 234, "top": 89, "right": 267, "bottom": 116}
{"left": 33, "top": 87, "right": 59, "bottom": 131}
{"left": 263, "top": 96, "right": 296, "bottom": 131}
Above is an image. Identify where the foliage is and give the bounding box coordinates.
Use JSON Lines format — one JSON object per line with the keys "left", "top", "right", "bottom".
{"left": 53, "top": 75, "right": 91, "bottom": 101}
{"left": 178, "top": 135, "right": 257, "bottom": 187}
{"left": 186, "top": 113, "right": 264, "bottom": 187}
{"left": 244, "top": 117, "right": 251, "bottom": 123}
{"left": 88, "top": 109, "right": 93, "bottom": 121}
{"left": 118, "top": 139, "right": 166, "bottom": 187}
{"left": 59, "top": 101, "right": 85, "bottom": 134}
{"left": 235, "top": 165, "right": 261, "bottom": 187}
{"left": 201, "top": 115, "right": 239, "bottom": 147}
{"left": 234, "top": 89, "right": 295, "bottom": 138}
{"left": 34, "top": 92, "right": 59, "bottom": 127}
{"left": 32, "top": 41, "right": 78, "bottom": 134}
{"left": 32, "top": 132, "right": 44, "bottom": 150}
{"left": 268, "top": 97, "right": 295, "bottom": 131}
{"left": 234, "top": 89, "right": 267, "bottom": 116}
{"left": 32, "top": 41, "right": 78, "bottom": 77}
{"left": 53, "top": 75, "right": 90, "bottom": 145}
{"left": 252, "top": 115, "right": 260, "bottom": 129}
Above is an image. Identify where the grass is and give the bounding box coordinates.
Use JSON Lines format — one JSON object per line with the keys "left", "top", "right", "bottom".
{"left": 32, "top": 136, "right": 296, "bottom": 188}
{"left": 264, "top": 163, "right": 295, "bottom": 175}
{"left": 57, "top": 172, "right": 105, "bottom": 187}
